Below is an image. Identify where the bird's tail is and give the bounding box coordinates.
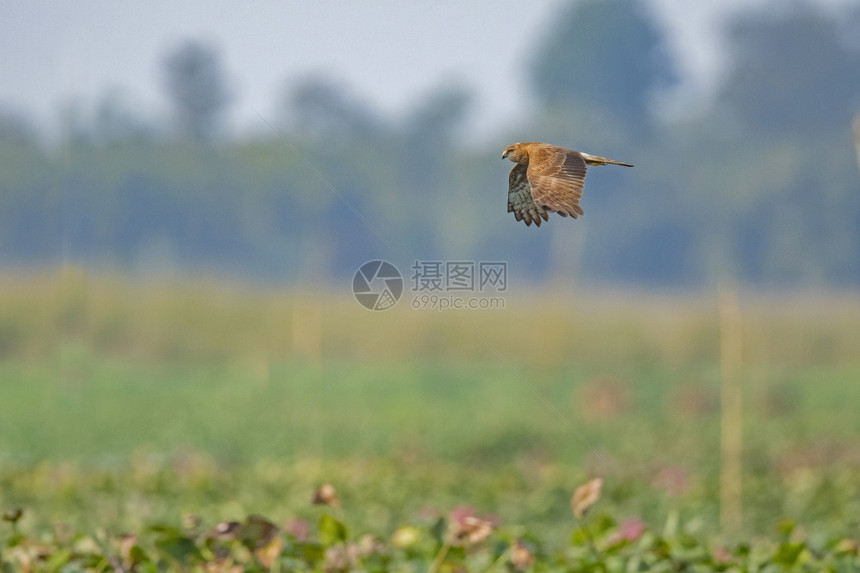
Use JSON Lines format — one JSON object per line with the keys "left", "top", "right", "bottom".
{"left": 581, "top": 153, "right": 633, "bottom": 167}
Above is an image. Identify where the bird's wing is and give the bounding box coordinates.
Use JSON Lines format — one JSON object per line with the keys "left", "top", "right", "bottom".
{"left": 527, "top": 147, "right": 587, "bottom": 218}
{"left": 508, "top": 163, "right": 549, "bottom": 227}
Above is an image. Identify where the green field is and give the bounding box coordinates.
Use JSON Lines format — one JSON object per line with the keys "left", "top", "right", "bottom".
{"left": 2, "top": 270, "right": 859, "bottom": 570}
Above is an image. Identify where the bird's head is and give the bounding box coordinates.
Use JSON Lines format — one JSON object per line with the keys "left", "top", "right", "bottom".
{"left": 501, "top": 143, "right": 525, "bottom": 163}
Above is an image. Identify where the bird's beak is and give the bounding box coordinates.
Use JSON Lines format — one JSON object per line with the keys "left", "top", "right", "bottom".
{"left": 501, "top": 152, "right": 507, "bottom": 159}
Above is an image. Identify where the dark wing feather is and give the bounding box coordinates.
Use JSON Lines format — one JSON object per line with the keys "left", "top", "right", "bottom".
{"left": 507, "top": 163, "right": 549, "bottom": 227}
{"left": 527, "top": 148, "right": 588, "bottom": 218}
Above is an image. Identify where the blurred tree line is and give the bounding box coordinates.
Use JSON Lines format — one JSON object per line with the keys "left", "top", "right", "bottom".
{"left": 0, "top": 1, "right": 858, "bottom": 287}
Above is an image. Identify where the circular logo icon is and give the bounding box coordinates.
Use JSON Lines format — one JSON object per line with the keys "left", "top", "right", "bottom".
{"left": 352, "top": 260, "right": 403, "bottom": 311}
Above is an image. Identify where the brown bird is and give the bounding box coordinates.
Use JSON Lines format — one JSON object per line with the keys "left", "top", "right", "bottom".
{"left": 502, "top": 142, "right": 632, "bottom": 227}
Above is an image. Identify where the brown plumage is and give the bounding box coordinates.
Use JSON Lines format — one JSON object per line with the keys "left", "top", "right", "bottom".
{"left": 502, "top": 142, "right": 632, "bottom": 227}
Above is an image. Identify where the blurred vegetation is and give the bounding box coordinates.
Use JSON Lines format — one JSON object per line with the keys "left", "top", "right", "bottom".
{"left": 1, "top": 1, "right": 858, "bottom": 286}
{"left": 1, "top": 270, "right": 859, "bottom": 542}
{"left": 2, "top": 268, "right": 860, "bottom": 367}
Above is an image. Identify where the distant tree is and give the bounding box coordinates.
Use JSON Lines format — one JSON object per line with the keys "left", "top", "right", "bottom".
{"left": 162, "top": 40, "right": 232, "bottom": 141}
{"left": 402, "top": 87, "right": 470, "bottom": 144}
{"left": 399, "top": 86, "right": 471, "bottom": 189}
{"left": 92, "top": 89, "right": 151, "bottom": 144}
{"left": 719, "top": 6, "right": 860, "bottom": 135}
{"left": 0, "top": 109, "right": 38, "bottom": 144}
{"left": 285, "top": 75, "right": 385, "bottom": 141}
{"left": 58, "top": 98, "right": 92, "bottom": 144}
{"left": 530, "top": 0, "right": 676, "bottom": 131}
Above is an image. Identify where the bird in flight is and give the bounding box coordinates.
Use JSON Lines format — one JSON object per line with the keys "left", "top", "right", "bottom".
{"left": 502, "top": 142, "right": 632, "bottom": 227}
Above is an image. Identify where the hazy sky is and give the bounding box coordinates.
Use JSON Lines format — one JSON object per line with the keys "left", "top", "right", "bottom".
{"left": 0, "top": 0, "right": 853, "bottom": 140}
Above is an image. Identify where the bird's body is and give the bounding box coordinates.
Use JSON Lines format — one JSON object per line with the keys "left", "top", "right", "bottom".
{"left": 502, "top": 142, "right": 632, "bottom": 227}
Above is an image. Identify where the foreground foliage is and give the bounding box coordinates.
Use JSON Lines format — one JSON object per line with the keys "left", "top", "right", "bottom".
{"left": 3, "top": 483, "right": 859, "bottom": 572}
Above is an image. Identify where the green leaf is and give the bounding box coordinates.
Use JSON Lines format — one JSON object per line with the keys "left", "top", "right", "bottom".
{"left": 571, "top": 527, "right": 589, "bottom": 546}
{"left": 146, "top": 524, "right": 185, "bottom": 537}
{"left": 591, "top": 514, "right": 616, "bottom": 535}
{"left": 154, "top": 534, "right": 203, "bottom": 565}
{"left": 678, "top": 533, "right": 701, "bottom": 549}
{"left": 295, "top": 541, "right": 325, "bottom": 564}
{"left": 650, "top": 537, "right": 672, "bottom": 560}
{"left": 128, "top": 544, "right": 149, "bottom": 567}
{"left": 318, "top": 513, "right": 347, "bottom": 546}
{"left": 777, "top": 519, "right": 796, "bottom": 541}
{"left": 773, "top": 542, "right": 805, "bottom": 566}
{"left": 5, "top": 533, "right": 25, "bottom": 548}
{"left": 430, "top": 517, "right": 447, "bottom": 544}
{"left": 44, "top": 548, "right": 73, "bottom": 572}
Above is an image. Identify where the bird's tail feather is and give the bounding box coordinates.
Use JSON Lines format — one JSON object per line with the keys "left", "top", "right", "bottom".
{"left": 581, "top": 153, "right": 633, "bottom": 167}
